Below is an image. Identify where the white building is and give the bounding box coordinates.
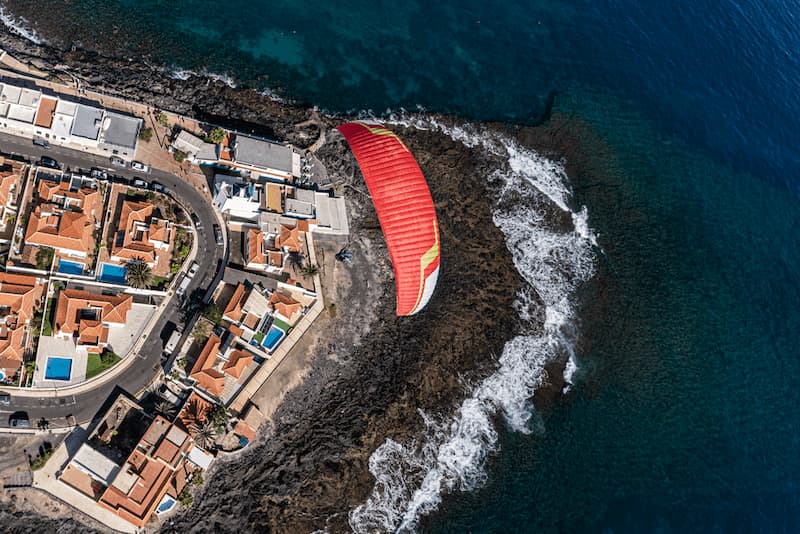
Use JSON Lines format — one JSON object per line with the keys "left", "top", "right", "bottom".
{"left": 221, "top": 134, "right": 301, "bottom": 180}
{"left": 0, "top": 80, "right": 142, "bottom": 160}
{"left": 172, "top": 130, "right": 218, "bottom": 164}
{"left": 213, "top": 174, "right": 263, "bottom": 222}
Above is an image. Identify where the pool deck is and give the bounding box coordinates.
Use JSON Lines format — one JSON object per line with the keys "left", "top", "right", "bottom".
{"left": 31, "top": 304, "right": 156, "bottom": 388}
{"left": 32, "top": 337, "right": 88, "bottom": 388}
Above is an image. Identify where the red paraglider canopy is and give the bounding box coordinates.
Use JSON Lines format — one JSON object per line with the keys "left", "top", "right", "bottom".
{"left": 337, "top": 121, "right": 440, "bottom": 316}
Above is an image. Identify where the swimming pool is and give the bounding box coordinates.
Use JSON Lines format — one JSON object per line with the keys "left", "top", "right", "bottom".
{"left": 156, "top": 496, "right": 176, "bottom": 514}
{"left": 261, "top": 324, "right": 286, "bottom": 352}
{"left": 98, "top": 262, "right": 128, "bottom": 284}
{"left": 44, "top": 357, "right": 72, "bottom": 381}
{"left": 57, "top": 259, "right": 84, "bottom": 275}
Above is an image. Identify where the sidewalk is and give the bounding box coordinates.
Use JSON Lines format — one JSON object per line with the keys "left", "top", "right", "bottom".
{"left": 229, "top": 232, "right": 325, "bottom": 413}
{"left": 32, "top": 425, "right": 135, "bottom": 533}
{"left": 0, "top": 64, "right": 211, "bottom": 197}
{"left": 9, "top": 220, "right": 200, "bottom": 399}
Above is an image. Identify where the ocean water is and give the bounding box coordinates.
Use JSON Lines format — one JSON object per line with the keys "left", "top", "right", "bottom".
{"left": 5, "top": 0, "right": 800, "bottom": 532}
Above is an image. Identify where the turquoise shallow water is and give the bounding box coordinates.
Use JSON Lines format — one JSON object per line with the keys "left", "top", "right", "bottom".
{"left": 6, "top": 0, "right": 800, "bottom": 531}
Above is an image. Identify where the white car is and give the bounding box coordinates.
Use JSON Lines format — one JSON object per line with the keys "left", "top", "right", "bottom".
{"left": 131, "top": 161, "right": 149, "bottom": 172}
{"left": 187, "top": 262, "right": 200, "bottom": 278}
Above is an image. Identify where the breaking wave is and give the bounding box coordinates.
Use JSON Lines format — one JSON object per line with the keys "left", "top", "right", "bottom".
{"left": 349, "top": 117, "right": 596, "bottom": 532}
{"left": 0, "top": 7, "right": 44, "bottom": 45}
{"left": 166, "top": 66, "right": 237, "bottom": 88}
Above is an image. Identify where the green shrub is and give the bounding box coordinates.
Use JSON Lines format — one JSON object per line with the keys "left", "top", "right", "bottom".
{"left": 138, "top": 126, "right": 153, "bottom": 142}
{"left": 204, "top": 127, "right": 226, "bottom": 144}
{"left": 30, "top": 448, "right": 53, "bottom": 471}
{"left": 179, "top": 487, "right": 193, "bottom": 507}
{"left": 173, "top": 150, "right": 187, "bottom": 163}
{"left": 156, "top": 112, "right": 169, "bottom": 127}
{"left": 35, "top": 247, "right": 54, "bottom": 270}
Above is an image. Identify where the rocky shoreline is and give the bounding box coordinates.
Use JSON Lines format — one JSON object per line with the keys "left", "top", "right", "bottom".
{"left": 0, "top": 20, "right": 590, "bottom": 534}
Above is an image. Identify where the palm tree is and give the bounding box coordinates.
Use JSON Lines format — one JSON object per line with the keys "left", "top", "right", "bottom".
{"left": 301, "top": 263, "right": 319, "bottom": 278}
{"left": 192, "top": 320, "right": 212, "bottom": 345}
{"left": 126, "top": 257, "right": 153, "bottom": 289}
{"left": 287, "top": 251, "right": 304, "bottom": 272}
{"left": 181, "top": 397, "right": 204, "bottom": 427}
{"left": 192, "top": 421, "right": 217, "bottom": 450}
{"left": 154, "top": 399, "right": 176, "bottom": 420}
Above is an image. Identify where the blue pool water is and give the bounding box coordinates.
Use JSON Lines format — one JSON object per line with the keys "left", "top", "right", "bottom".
{"left": 98, "top": 262, "right": 128, "bottom": 284}
{"left": 156, "top": 496, "right": 176, "bottom": 514}
{"left": 261, "top": 325, "right": 285, "bottom": 352}
{"left": 44, "top": 357, "right": 72, "bottom": 381}
{"left": 57, "top": 259, "right": 84, "bottom": 275}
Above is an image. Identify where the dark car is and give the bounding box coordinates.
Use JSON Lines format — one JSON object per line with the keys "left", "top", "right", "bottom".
{"left": 37, "top": 156, "right": 60, "bottom": 170}
{"left": 32, "top": 137, "right": 50, "bottom": 148}
{"left": 0, "top": 392, "right": 10, "bottom": 405}
{"left": 90, "top": 168, "right": 108, "bottom": 180}
{"left": 8, "top": 411, "right": 30, "bottom": 428}
{"left": 151, "top": 181, "right": 168, "bottom": 194}
{"left": 191, "top": 212, "right": 202, "bottom": 229}
{"left": 213, "top": 224, "right": 224, "bottom": 246}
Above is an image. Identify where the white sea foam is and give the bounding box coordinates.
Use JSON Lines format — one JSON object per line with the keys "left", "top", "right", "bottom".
{"left": 0, "top": 7, "right": 44, "bottom": 45}
{"left": 166, "top": 66, "right": 237, "bottom": 88}
{"left": 349, "top": 116, "right": 596, "bottom": 533}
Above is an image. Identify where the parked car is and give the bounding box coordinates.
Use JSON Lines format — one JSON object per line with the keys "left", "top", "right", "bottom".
{"left": 131, "top": 161, "right": 149, "bottom": 172}
{"left": 176, "top": 275, "right": 191, "bottom": 299}
{"left": 110, "top": 156, "right": 126, "bottom": 168}
{"left": 0, "top": 392, "right": 10, "bottom": 405}
{"left": 213, "top": 224, "right": 224, "bottom": 246}
{"left": 187, "top": 261, "right": 200, "bottom": 278}
{"left": 164, "top": 330, "right": 182, "bottom": 357}
{"left": 151, "top": 181, "right": 167, "bottom": 194}
{"left": 90, "top": 168, "right": 108, "bottom": 180}
{"left": 190, "top": 212, "right": 202, "bottom": 229}
{"left": 8, "top": 412, "right": 30, "bottom": 428}
{"left": 132, "top": 179, "right": 148, "bottom": 188}
{"left": 32, "top": 137, "right": 49, "bottom": 148}
{"left": 37, "top": 156, "right": 60, "bottom": 169}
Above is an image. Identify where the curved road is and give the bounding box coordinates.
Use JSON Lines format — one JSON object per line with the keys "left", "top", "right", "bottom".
{"left": 0, "top": 132, "right": 225, "bottom": 428}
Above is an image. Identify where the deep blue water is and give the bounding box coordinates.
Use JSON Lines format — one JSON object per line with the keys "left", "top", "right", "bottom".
{"left": 9, "top": 0, "right": 800, "bottom": 531}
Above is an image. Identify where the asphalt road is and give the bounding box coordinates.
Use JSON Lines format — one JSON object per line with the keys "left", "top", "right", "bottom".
{"left": 0, "top": 133, "right": 225, "bottom": 428}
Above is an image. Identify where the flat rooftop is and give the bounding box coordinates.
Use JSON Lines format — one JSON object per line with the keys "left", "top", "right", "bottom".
{"left": 101, "top": 112, "right": 141, "bottom": 149}
{"left": 234, "top": 134, "right": 293, "bottom": 173}
{"left": 71, "top": 104, "right": 103, "bottom": 140}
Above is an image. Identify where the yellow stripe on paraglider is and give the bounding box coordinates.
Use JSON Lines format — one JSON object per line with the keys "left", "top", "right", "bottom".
{"left": 356, "top": 122, "right": 411, "bottom": 152}
{"left": 409, "top": 219, "right": 440, "bottom": 314}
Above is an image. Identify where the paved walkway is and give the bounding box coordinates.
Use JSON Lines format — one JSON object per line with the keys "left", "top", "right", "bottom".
{"left": 32, "top": 425, "right": 135, "bottom": 533}
{"left": 229, "top": 233, "right": 325, "bottom": 413}
{"left": 0, "top": 65, "right": 210, "bottom": 198}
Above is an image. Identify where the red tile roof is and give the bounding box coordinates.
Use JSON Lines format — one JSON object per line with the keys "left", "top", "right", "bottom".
{"left": 34, "top": 96, "right": 57, "bottom": 128}
{"left": 0, "top": 273, "right": 44, "bottom": 377}
{"left": 111, "top": 200, "right": 157, "bottom": 264}
{"left": 275, "top": 224, "right": 301, "bottom": 252}
{"left": 99, "top": 415, "right": 194, "bottom": 528}
{"left": 189, "top": 335, "right": 225, "bottom": 397}
{"left": 54, "top": 290, "right": 132, "bottom": 352}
